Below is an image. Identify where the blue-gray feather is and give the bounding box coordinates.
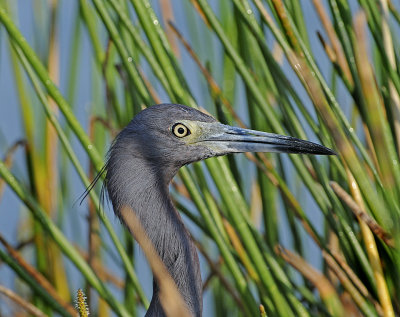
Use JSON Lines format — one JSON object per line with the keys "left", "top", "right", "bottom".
{"left": 105, "top": 104, "right": 215, "bottom": 316}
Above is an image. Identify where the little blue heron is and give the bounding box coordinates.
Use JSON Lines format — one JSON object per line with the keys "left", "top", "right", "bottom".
{"left": 102, "top": 104, "right": 335, "bottom": 316}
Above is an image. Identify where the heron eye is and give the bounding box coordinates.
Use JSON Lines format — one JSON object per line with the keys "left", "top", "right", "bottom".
{"left": 172, "top": 123, "right": 190, "bottom": 138}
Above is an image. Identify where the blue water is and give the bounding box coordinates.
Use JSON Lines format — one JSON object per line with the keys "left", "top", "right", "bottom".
{"left": 0, "top": 0, "right": 365, "bottom": 315}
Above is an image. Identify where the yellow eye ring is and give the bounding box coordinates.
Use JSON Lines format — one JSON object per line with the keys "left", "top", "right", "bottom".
{"left": 172, "top": 123, "right": 190, "bottom": 138}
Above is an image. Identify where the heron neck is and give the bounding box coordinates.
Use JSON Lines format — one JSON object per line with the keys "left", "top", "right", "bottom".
{"left": 113, "top": 159, "right": 202, "bottom": 316}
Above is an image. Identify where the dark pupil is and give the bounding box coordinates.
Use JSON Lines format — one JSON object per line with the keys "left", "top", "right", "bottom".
{"left": 178, "top": 127, "right": 185, "bottom": 135}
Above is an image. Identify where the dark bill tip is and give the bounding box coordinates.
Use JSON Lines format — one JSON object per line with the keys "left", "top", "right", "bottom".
{"left": 277, "top": 137, "right": 337, "bottom": 156}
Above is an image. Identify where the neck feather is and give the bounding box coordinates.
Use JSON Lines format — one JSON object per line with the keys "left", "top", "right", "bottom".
{"left": 106, "top": 155, "right": 202, "bottom": 316}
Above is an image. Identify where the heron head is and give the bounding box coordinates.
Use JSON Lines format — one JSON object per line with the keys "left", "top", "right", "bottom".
{"left": 112, "top": 104, "right": 335, "bottom": 172}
